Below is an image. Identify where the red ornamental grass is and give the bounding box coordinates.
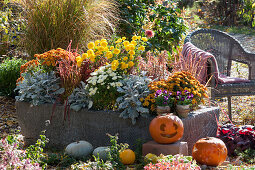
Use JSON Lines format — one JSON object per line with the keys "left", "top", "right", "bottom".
{"left": 80, "top": 60, "right": 94, "bottom": 82}
{"left": 79, "top": 57, "right": 107, "bottom": 82}
{"left": 57, "top": 51, "right": 82, "bottom": 101}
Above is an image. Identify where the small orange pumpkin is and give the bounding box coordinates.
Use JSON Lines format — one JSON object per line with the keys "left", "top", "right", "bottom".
{"left": 149, "top": 114, "right": 184, "bottom": 144}
{"left": 119, "top": 149, "right": 136, "bottom": 165}
{"left": 192, "top": 137, "right": 227, "bottom": 166}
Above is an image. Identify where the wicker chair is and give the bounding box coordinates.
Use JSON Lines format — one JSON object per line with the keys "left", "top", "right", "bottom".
{"left": 184, "top": 29, "right": 255, "bottom": 120}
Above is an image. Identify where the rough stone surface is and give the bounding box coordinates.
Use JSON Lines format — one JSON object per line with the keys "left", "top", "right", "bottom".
{"left": 181, "top": 106, "right": 220, "bottom": 154}
{"left": 15, "top": 102, "right": 219, "bottom": 154}
{"left": 15, "top": 102, "right": 153, "bottom": 150}
{"left": 142, "top": 140, "right": 188, "bottom": 156}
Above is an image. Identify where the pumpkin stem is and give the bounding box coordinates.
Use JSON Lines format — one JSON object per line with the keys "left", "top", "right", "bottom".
{"left": 205, "top": 137, "right": 211, "bottom": 140}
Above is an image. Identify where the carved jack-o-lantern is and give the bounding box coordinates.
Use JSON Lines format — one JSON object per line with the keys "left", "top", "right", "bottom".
{"left": 149, "top": 114, "right": 184, "bottom": 144}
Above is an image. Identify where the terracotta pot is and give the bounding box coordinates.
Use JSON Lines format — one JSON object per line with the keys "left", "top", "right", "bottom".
{"left": 156, "top": 106, "right": 170, "bottom": 115}
{"left": 176, "top": 105, "right": 190, "bottom": 118}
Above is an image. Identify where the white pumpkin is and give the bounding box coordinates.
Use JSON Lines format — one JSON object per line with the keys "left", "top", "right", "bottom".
{"left": 65, "top": 141, "right": 93, "bottom": 158}
{"left": 93, "top": 146, "right": 110, "bottom": 161}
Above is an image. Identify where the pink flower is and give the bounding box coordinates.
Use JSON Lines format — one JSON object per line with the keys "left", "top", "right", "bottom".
{"left": 145, "top": 30, "right": 154, "bottom": 38}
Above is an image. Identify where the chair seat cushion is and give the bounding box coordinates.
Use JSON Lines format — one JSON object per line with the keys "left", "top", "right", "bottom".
{"left": 218, "top": 74, "right": 251, "bottom": 84}
{"left": 214, "top": 80, "right": 255, "bottom": 96}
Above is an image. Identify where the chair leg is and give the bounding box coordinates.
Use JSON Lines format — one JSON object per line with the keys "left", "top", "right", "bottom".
{"left": 209, "top": 87, "right": 216, "bottom": 106}
{"left": 227, "top": 96, "right": 232, "bottom": 121}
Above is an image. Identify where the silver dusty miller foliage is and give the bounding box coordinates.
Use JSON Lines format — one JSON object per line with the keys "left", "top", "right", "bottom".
{"left": 116, "top": 75, "right": 152, "bottom": 124}
{"left": 68, "top": 81, "right": 93, "bottom": 111}
{"left": 15, "top": 70, "right": 64, "bottom": 106}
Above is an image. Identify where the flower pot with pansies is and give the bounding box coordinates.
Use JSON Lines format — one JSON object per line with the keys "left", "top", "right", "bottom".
{"left": 154, "top": 89, "right": 174, "bottom": 115}
{"left": 175, "top": 90, "right": 193, "bottom": 118}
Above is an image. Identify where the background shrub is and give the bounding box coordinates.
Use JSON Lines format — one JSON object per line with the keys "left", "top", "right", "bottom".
{"left": 21, "top": 0, "right": 118, "bottom": 57}
{"left": 198, "top": 0, "right": 255, "bottom": 27}
{"left": 0, "top": 1, "right": 23, "bottom": 57}
{"left": 144, "top": 3, "right": 187, "bottom": 52}
{"left": 117, "top": 0, "right": 155, "bottom": 39}
{"left": 0, "top": 57, "right": 25, "bottom": 97}
{"left": 117, "top": 1, "right": 186, "bottom": 52}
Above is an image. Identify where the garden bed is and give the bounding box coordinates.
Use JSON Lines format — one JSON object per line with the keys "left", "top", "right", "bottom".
{"left": 15, "top": 102, "right": 219, "bottom": 155}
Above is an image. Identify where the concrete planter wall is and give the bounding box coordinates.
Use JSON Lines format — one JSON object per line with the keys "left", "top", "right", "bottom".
{"left": 15, "top": 102, "right": 219, "bottom": 155}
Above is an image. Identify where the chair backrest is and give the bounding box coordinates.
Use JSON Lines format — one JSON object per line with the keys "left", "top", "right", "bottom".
{"left": 184, "top": 29, "right": 250, "bottom": 77}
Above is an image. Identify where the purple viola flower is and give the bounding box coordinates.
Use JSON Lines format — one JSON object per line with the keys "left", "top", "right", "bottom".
{"left": 190, "top": 93, "right": 194, "bottom": 98}
{"left": 177, "top": 91, "right": 181, "bottom": 96}
{"left": 181, "top": 97, "right": 185, "bottom": 101}
{"left": 169, "top": 92, "right": 172, "bottom": 96}
{"left": 164, "top": 96, "right": 169, "bottom": 101}
{"left": 155, "top": 89, "right": 162, "bottom": 97}
{"left": 163, "top": 90, "right": 167, "bottom": 94}
{"left": 176, "top": 96, "right": 180, "bottom": 100}
{"left": 163, "top": 101, "right": 167, "bottom": 105}
{"left": 187, "top": 95, "right": 191, "bottom": 99}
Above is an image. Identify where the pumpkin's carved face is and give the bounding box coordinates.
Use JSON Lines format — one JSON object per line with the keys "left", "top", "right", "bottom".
{"left": 149, "top": 114, "right": 184, "bottom": 144}
{"left": 159, "top": 121, "right": 178, "bottom": 138}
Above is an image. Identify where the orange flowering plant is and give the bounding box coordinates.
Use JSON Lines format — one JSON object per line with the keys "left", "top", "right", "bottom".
{"left": 17, "top": 48, "right": 80, "bottom": 83}
{"left": 34, "top": 48, "right": 80, "bottom": 72}
{"left": 142, "top": 71, "right": 209, "bottom": 112}
{"left": 16, "top": 48, "right": 83, "bottom": 103}
{"left": 16, "top": 59, "right": 40, "bottom": 84}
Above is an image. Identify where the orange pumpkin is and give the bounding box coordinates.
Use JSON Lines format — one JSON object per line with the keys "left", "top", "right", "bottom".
{"left": 119, "top": 149, "right": 136, "bottom": 165}
{"left": 149, "top": 114, "right": 184, "bottom": 144}
{"left": 192, "top": 137, "right": 227, "bottom": 166}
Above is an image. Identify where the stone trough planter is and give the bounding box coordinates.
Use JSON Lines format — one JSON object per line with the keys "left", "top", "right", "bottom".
{"left": 15, "top": 102, "right": 219, "bottom": 155}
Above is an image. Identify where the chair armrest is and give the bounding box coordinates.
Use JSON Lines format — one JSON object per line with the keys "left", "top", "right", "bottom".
{"left": 250, "top": 61, "right": 255, "bottom": 80}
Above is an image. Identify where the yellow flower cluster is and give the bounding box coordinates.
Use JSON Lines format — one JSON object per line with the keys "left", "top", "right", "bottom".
{"left": 77, "top": 35, "right": 147, "bottom": 74}
{"left": 35, "top": 48, "right": 78, "bottom": 67}
{"left": 142, "top": 71, "right": 209, "bottom": 111}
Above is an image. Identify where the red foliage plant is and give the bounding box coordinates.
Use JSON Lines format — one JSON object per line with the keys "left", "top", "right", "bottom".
{"left": 217, "top": 124, "right": 255, "bottom": 156}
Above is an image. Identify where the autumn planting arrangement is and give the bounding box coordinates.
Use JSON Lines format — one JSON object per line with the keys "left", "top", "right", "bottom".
{"left": 15, "top": 35, "right": 209, "bottom": 124}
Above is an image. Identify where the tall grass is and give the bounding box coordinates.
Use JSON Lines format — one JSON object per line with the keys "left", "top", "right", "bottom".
{"left": 172, "top": 46, "right": 210, "bottom": 85}
{"left": 136, "top": 51, "right": 170, "bottom": 80}
{"left": 21, "top": 0, "right": 118, "bottom": 57}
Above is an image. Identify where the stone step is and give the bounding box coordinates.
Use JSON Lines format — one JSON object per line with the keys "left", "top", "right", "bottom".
{"left": 142, "top": 140, "right": 188, "bottom": 156}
